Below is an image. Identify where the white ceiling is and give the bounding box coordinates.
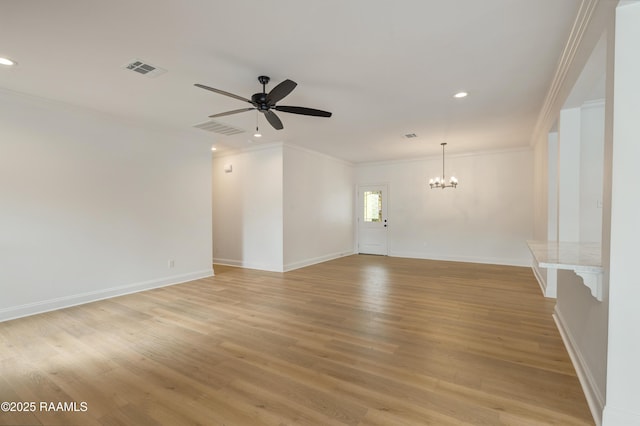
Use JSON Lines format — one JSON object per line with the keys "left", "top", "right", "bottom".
{"left": 0, "top": 0, "right": 582, "bottom": 163}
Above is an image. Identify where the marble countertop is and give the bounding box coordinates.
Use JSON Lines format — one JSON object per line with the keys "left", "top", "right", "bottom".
{"left": 526, "top": 240, "right": 603, "bottom": 272}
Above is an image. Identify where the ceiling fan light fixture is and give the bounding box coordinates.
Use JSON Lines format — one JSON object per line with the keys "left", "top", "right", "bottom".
{"left": 253, "top": 111, "right": 262, "bottom": 138}
{"left": 0, "top": 56, "right": 16, "bottom": 66}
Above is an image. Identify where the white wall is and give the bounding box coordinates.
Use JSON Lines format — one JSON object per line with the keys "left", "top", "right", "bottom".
{"left": 211, "top": 143, "right": 354, "bottom": 272}
{"left": 553, "top": 87, "right": 608, "bottom": 426}
{"left": 547, "top": 132, "right": 560, "bottom": 241}
{"left": 0, "top": 89, "right": 213, "bottom": 321}
{"left": 531, "top": 131, "right": 558, "bottom": 296}
{"left": 580, "top": 101, "right": 605, "bottom": 243}
{"left": 555, "top": 101, "right": 605, "bottom": 243}
{"left": 212, "top": 145, "right": 284, "bottom": 272}
{"left": 356, "top": 148, "right": 534, "bottom": 266}
{"left": 533, "top": 132, "right": 552, "bottom": 242}
{"left": 533, "top": 12, "right": 613, "bottom": 423}
{"left": 283, "top": 145, "right": 354, "bottom": 271}
{"left": 603, "top": 2, "right": 640, "bottom": 424}
{"left": 558, "top": 107, "right": 582, "bottom": 241}
{"left": 555, "top": 269, "right": 609, "bottom": 420}
{"left": 552, "top": 86, "right": 609, "bottom": 426}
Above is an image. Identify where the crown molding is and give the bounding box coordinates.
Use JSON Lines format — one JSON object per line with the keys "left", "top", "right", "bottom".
{"left": 356, "top": 145, "right": 532, "bottom": 168}
{"left": 530, "top": 0, "right": 601, "bottom": 146}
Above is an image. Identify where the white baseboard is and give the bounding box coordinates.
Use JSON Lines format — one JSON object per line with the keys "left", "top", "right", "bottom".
{"left": 283, "top": 250, "right": 355, "bottom": 272}
{"left": 212, "top": 257, "right": 283, "bottom": 272}
{"left": 388, "top": 250, "right": 531, "bottom": 267}
{"left": 0, "top": 269, "right": 214, "bottom": 323}
{"left": 213, "top": 251, "right": 356, "bottom": 273}
{"left": 531, "top": 263, "right": 547, "bottom": 294}
{"left": 215, "top": 251, "right": 527, "bottom": 272}
{"left": 553, "top": 308, "right": 604, "bottom": 426}
{"left": 531, "top": 262, "right": 557, "bottom": 298}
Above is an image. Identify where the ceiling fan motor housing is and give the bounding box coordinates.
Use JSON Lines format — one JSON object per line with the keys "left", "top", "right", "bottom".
{"left": 251, "top": 92, "right": 270, "bottom": 110}
{"left": 254, "top": 76, "right": 272, "bottom": 111}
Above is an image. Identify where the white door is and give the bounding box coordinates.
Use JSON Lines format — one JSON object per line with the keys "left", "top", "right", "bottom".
{"left": 358, "top": 184, "right": 388, "bottom": 255}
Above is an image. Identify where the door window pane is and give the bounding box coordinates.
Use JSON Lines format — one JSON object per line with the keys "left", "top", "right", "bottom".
{"left": 364, "top": 191, "right": 382, "bottom": 222}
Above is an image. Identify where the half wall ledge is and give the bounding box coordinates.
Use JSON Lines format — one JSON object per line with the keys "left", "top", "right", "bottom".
{"left": 527, "top": 240, "right": 603, "bottom": 302}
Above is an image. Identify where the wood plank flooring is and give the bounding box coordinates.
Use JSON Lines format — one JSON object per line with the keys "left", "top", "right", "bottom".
{"left": 0, "top": 255, "right": 593, "bottom": 425}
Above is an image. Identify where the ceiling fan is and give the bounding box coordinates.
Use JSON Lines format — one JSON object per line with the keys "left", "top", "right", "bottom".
{"left": 194, "top": 76, "right": 331, "bottom": 130}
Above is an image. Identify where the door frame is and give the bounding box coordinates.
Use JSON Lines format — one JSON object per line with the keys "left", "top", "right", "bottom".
{"left": 356, "top": 183, "right": 389, "bottom": 255}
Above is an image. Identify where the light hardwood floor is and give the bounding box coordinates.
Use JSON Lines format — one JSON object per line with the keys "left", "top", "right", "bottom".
{"left": 0, "top": 255, "right": 593, "bottom": 425}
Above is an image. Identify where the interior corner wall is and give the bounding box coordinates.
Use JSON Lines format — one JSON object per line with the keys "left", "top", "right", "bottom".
{"left": 531, "top": 131, "right": 556, "bottom": 292}
{"left": 355, "top": 148, "right": 534, "bottom": 266}
{"left": 0, "top": 89, "right": 213, "bottom": 322}
{"left": 212, "top": 145, "right": 284, "bottom": 272}
{"left": 532, "top": 133, "right": 550, "bottom": 242}
{"left": 282, "top": 145, "right": 355, "bottom": 271}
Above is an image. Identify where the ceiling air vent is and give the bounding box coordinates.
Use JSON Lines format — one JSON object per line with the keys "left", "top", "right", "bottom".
{"left": 404, "top": 133, "right": 418, "bottom": 139}
{"left": 193, "top": 120, "right": 245, "bottom": 136}
{"left": 122, "top": 59, "right": 167, "bottom": 78}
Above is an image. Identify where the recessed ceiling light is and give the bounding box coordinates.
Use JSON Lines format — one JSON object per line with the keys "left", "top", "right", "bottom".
{"left": 211, "top": 146, "right": 217, "bottom": 152}
{"left": 453, "top": 91, "right": 468, "bottom": 98}
{"left": 0, "top": 57, "right": 16, "bottom": 66}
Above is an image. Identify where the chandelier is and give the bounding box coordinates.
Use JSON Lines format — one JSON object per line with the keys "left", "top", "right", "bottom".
{"left": 429, "top": 143, "right": 458, "bottom": 189}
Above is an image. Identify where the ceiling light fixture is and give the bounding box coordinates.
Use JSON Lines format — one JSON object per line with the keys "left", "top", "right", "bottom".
{"left": 0, "top": 57, "right": 16, "bottom": 66}
{"left": 211, "top": 146, "right": 217, "bottom": 152}
{"left": 453, "top": 91, "right": 468, "bottom": 98}
{"left": 429, "top": 143, "right": 458, "bottom": 189}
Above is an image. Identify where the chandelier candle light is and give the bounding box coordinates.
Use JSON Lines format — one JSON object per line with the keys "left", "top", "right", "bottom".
{"left": 429, "top": 142, "right": 458, "bottom": 189}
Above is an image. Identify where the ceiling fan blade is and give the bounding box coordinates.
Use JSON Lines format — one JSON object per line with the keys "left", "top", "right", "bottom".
{"left": 264, "top": 110, "right": 284, "bottom": 130}
{"left": 194, "top": 83, "right": 251, "bottom": 103}
{"left": 266, "top": 79, "right": 297, "bottom": 104}
{"left": 208, "top": 107, "right": 255, "bottom": 118}
{"left": 275, "top": 105, "right": 332, "bottom": 117}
